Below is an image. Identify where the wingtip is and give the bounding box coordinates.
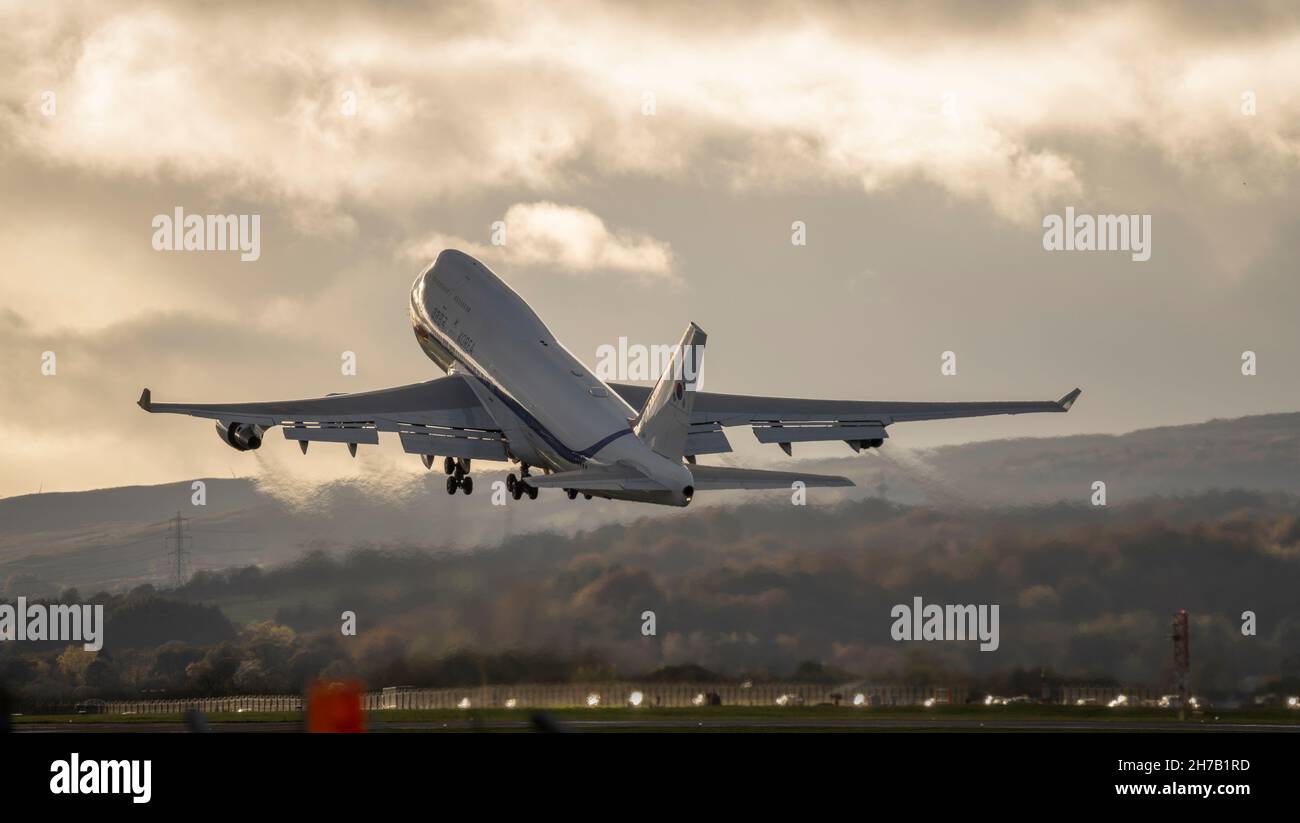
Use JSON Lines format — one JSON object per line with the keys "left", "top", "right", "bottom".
{"left": 137, "top": 388, "right": 152, "bottom": 412}
{"left": 1058, "top": 387, "right": 1082, "bottom": 411}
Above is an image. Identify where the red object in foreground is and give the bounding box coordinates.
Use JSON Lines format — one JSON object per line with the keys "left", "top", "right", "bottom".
{"left": 307, "top": 680, "right": 366, "bottom": 733}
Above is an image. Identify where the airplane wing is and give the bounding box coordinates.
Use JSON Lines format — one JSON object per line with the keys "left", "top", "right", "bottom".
{"left": 137, "top": 375, "right": 509, "bottom": 460}
{"left": 610, "top": 383, "right": 1081, "bottom": 456}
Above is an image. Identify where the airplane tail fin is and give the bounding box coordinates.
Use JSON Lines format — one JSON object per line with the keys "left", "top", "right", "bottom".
{"left": 633, "top": 322, "right": 706, "bottom": 461}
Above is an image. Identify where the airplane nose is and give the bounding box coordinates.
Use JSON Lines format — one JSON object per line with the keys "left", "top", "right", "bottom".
{"left": 423, "top": 249, "right": 477, "bottom": 294}
{"left": 411, "top": 265, "right": 433, "bottom": 306}
{"left": 411, "top": 251, "right": 465, "bottom": 304}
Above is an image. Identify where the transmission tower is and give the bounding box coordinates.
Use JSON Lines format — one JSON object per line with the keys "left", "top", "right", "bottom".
{"left": 1171, "top": 608, "right": 1190, "bottom": 719}
{"left": 163, "top": 511, "right": 193, "bottom": 588}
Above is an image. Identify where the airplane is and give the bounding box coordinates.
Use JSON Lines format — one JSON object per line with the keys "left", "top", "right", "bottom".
{"left": 138, "top": 249, "right": 1081, "bottom": 507}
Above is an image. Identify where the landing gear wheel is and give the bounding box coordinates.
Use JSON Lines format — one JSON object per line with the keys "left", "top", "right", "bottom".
{"left": 461, "top": 475, "right": 473, "bottom": 495}
{"left": 527, "top": 485, "right": 538, "bottom": 500}
{"left": 443, "top": 456, "right": 455, "bottom": 475}
{"left": 566, "top": 488, "right": 578, "bottom": 500}
{"left": 512, "top": 482, "right": 524, "bottom": 501}
{"left": 583, "top": 494, "right": 592, "bottom": 500}
{"left": 446, "top": 475, "right": 459, "bottom": 495}
{"left": 506, "top": 474, "right": 517, "bottom": 493}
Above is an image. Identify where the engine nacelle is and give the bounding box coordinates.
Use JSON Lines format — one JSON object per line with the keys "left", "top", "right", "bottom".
{"left": 216, "top": 420, "right": 265, "bottom": 451}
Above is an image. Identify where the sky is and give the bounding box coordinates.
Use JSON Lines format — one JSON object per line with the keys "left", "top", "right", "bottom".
{"left": 2, "top": 0, "right": 1299, "bottom": 498}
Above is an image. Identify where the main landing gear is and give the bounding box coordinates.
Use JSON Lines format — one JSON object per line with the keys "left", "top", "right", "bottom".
{"left": 442, "top": 457, "right": 474, "bottom": 495}
{"left": 506, "top": 465, "right": 539, "bottom": 501}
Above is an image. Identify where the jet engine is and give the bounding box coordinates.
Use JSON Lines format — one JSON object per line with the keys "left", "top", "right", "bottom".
{"left": 216, "top": 420, "right": 265, "bottom": 451}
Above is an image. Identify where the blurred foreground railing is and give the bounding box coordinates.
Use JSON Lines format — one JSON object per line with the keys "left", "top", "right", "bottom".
{"left": 78, "top": 682, "right": 966, "bottom": 715}
{"left": 89, "top": 695, "right": 305, "bottom": 715}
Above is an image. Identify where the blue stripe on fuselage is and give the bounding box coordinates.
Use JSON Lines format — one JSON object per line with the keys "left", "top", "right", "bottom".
{"left": 483, "top": 375, "right": 631, "bottom": 465}
{"left": 576, "top": 427, "right": 634, "bottom": 459}
{"left": 427, "top": 324, "right": 630, "bottom": 465}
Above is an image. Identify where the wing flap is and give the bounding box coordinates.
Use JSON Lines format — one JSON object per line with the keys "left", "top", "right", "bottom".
{"left": 282, "top": 426, "right": 381, "bottom": 445}
{"left": 398, "top": 430, "right": 509, "bottom": 461}
{"left": 685, "top": 424, "right": 732, "bottom": 456}
{"left": 751, "top": 422, "right": 888, "bottom": 445}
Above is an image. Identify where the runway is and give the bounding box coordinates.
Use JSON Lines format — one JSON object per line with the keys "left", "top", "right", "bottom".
{"left": 17, "top": 717, "right": 1300, "bottom": 733}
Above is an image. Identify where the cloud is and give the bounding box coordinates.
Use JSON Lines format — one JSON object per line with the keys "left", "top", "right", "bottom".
{"left": 4, "top": 2, "right": 1298, "bottom": 225}
{"left": 0, "top": 305, "right": 438, "bottom": 496}
{"left": 403, "top": 202, "right": 676, "bottom": 281}
{"left": 4, "top": 0, "right": 1300, "bottom": 498}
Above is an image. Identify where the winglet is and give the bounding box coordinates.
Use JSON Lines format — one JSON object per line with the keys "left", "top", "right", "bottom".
{"left": 138, "top": 388, "right": 152, "bottom": 412}
{"left": 1057, "top": 387, "right": 1082, "bottom": 411}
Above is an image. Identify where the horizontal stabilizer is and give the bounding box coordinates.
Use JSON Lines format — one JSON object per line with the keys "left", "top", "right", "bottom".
{"left": 526, "top": 467, "right": 668, "bottom": 492}
{"left": 688, "top": 465, "right": 853, "bottom": 491}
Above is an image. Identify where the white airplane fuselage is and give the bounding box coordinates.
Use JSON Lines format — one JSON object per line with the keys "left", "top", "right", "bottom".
{"left": 408, "top": 249, "right": 695, "bottom": 505}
